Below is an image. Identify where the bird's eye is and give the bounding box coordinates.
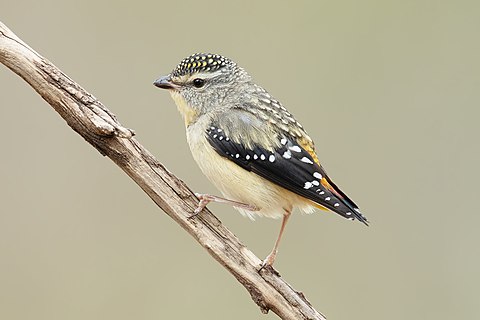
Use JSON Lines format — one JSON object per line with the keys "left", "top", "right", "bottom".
{"left": 192, "top": 78, "right": 205, "bottom": 88}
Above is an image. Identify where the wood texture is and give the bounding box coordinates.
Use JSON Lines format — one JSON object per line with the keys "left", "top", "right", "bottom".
{"left": 0, "top": 21, "right": 326, "bottom": 320}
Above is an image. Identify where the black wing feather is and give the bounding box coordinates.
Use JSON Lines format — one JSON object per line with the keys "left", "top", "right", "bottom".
{"left": 206, "top": 125, "right": 368, "bottom": 224}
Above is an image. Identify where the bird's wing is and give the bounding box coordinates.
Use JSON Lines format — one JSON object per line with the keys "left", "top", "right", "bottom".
{"left": 206, "top": 114, "right": 368, "bottom": 224}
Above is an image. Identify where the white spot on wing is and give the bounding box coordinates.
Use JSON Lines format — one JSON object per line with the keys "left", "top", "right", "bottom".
{"left": 260, "top": 154, "right": 266, "bottom": 160}
{"left": 325, "top": 197, "right": 331, "bottom": 201}
{"left": 280, "top": 138, "right": 287, "bottom": 145}
{"left": 246, "top": 155, "right": 250, "bottom": 160}
{"left": 334, "top": 203, "right": 340, "bottom": 207}
{"left": 304, "top": 182, "right": 313, "bottom": 189}
{"left": 312, "top": 180, "right": 319, "bottom": 186}
{"left": 269, "top": 155, "right": 275, "bottom": 162}
{"left": 289, "top": 145, "right": 302, "bottom": 152}
{"left": 300, "top": 157, "right": 313, "bottom": 164}
{"left": 283, "top": 150, "right": 292, "bottom": 159}
{"left": 313, "top": 172, "right": 322, "bottom": 179}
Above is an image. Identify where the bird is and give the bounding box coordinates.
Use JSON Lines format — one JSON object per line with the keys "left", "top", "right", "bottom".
{"left": 154, "top": 53, "right": 368, "bottom": 267}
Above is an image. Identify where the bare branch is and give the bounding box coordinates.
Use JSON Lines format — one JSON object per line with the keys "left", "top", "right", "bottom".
{"left": 0, "top": 21, "right": 326, "bottom": 320}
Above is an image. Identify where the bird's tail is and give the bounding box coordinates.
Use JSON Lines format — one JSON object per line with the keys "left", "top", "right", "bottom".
{"left": 312, "top": 177, "right": 369, "bottom": 225}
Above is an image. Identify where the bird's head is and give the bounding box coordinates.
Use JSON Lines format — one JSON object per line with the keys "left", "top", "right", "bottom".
{"left": 154, "top": 53, "right": 251, "bottom": 126}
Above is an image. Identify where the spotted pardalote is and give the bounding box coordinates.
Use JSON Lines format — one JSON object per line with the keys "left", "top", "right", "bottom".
{"left": 154, "top": 53, "right": 368, "bottom": 267}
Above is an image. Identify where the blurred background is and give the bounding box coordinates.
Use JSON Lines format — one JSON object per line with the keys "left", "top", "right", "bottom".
{"left": 1, "top": 1, "right": 479, "bottom": 319}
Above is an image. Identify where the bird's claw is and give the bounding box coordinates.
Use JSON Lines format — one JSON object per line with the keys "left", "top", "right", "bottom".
{"left": 259, "top": 259, "right": 279, "bottom": 276}
{"left": 258, "top": 251, "right": 277, "bottom": 272}
{"left": 188, "top": 193, "right": 211, "bottom": 219}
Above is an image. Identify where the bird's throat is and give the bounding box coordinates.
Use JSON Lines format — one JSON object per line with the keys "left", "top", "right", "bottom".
{"left": 170, "top": 91, "right": 198, "bottom": 127}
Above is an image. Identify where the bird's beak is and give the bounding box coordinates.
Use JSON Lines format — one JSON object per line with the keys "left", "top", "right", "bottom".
{"left": 153, "top": 74, "right": 178, "bottom": 90}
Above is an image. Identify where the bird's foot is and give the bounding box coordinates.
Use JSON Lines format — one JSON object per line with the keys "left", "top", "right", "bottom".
{"left": 259, "top": 250, "right": 278, "bottom": 273}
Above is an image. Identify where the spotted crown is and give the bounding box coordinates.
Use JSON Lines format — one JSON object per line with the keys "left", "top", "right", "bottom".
{"left": 171, "top": 53, "right": 235, "bottom": 77}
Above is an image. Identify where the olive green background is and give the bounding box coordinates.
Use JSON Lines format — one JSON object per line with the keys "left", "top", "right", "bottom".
{"left": 1, "top": 1, "right": 479, "bottom": 319}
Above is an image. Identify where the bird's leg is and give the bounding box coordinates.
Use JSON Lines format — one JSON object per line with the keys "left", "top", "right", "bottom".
{"left": 261, "top": 208, "right": 292, "bottom": 268}
{"left": 192, "top": 193, "right": 258, "bottom": 216}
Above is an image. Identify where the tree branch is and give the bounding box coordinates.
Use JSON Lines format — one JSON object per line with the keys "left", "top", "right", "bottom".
{"left": 0, "top": 21, "right": 326, "bottom": 320}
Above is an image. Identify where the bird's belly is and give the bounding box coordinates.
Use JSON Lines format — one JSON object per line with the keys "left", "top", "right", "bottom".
{"left": 186, "top": 124, "right": 313, "bottom": 219}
